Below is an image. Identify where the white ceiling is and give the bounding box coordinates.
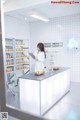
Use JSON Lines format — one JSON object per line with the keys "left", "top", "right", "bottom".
{"left": 5, "top": 2, "right": 80, "bottom": 22}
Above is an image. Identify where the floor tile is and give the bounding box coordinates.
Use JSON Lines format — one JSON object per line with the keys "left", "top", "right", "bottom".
{"left": 1, "top": 82, "right": 80, "bottom": 120}
{"left": 44, "top": 82, "right": 80, "bottom": 120}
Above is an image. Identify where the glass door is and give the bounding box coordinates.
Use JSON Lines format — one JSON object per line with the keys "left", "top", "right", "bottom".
{"left": 0, "top": 1, "right": 46, "bottom": 120}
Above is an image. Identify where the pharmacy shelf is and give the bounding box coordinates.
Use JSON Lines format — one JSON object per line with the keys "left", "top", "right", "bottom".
{"left": 6, "top": 70, "right": 14, "bottom": 73}
{"left": 16, "top": 63, "right": 29, "bottom": 65}
{"left": 16, "top": 51, "right": 25, "bottom": 52}
{"left": 5, "top": 45, "right": 13, "bottom": 47}
{"left": 6, "top": 64, "right": 14, "bottom": 67}
{"left": 6, "top": 58, "right": 14, "bottom": 60}
{"left": 22, "top": 47, "right": 29, "bottom": 49}
{"left": 16, "top": 57, "right": 27, "bottom": 59}
{"left": 5, "top": 38, "right": 30, "bottom": 86}
{"left": 5, "top": 51, "right": 13, "bottom": 53}
{"left": 16, "top": 44, "right": 25, "bottom": 46}
{"left": 16, "top": 68, "right": 29, "bottom": 71}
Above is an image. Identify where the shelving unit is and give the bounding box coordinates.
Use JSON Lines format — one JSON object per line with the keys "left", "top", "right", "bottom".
{"left": 15, "top": 39, "right": 29, "bottom": 76}
{"left": 44, "top": 43, "right": 59, "bottom": 72}
{"left": 5, "top": 38, "right": 30, "bottom": 90}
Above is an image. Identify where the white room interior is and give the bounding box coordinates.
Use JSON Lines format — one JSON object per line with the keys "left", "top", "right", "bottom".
{"left": 1, "top": 1, "right": 80, "bottom": 120}
{"left": 4, "top": 2, "right": 80, "bottom": 83}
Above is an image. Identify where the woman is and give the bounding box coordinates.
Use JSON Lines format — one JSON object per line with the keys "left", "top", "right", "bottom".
{"left": 34, "top": 43, "right": 46, "bottom": 73}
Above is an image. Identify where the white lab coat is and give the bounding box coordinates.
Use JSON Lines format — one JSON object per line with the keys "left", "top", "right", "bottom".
{"left": 34, "top": 51, "right": 45, "bottom": 72}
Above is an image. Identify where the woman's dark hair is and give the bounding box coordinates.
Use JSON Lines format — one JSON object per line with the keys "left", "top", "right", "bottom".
{"left": 37, "top": 43, "right": 46, "bottom": 58}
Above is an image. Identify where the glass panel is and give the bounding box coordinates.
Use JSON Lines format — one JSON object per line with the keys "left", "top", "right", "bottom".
{"left": 3, "top": 2, "right": 71, "bottom": 119}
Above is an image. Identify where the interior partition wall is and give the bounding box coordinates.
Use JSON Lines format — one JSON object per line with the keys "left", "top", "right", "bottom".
{"left": 0, "top": 2, "right": 46, "bottom": 120}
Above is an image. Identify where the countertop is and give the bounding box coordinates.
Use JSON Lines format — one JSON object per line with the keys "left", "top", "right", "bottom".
{"left": 19, "top": 67, "right": 70, "bottom": 81}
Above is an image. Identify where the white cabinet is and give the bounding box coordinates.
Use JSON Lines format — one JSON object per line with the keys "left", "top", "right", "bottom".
{"left": 19, "top": 68, "right": 70, "bottom": 116}
{"left": 5, "top": 38, "right": 30, "bottom": 86}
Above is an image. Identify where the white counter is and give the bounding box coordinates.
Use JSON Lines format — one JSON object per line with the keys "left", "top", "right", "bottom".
{"left": 19, "top": 68, "right": 70, "bottom": 116}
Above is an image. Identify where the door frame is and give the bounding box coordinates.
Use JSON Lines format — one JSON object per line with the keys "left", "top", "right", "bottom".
{"left": 0, "top": 1, "right": 47, "bottom": 120}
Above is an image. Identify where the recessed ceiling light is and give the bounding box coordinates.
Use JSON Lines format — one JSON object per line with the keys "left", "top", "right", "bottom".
{"left": 30, "top": 13, "right": 49, "bottom": 22}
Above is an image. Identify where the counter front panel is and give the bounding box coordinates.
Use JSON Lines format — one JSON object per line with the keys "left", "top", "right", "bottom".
{"left": 19, "top": 68, "right": 70, "bottom": 116}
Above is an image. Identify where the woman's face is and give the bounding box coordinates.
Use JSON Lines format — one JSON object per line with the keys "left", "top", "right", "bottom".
{"left": 37, "top": 47, "right": 40, "bottom": 51}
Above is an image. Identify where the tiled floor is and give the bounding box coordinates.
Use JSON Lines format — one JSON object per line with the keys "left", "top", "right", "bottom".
{"left": 44, "top": 82, "right": 80, "bottom": 120}
{"left": 0, "top": 82, "right": 80, "bottom": 120}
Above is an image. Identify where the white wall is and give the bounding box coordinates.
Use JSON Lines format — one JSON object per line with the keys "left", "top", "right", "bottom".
{"left": 4, "top": 14, "right": 80, "bottom": 82}
{"left": 4, "top": 15, "right": 30, "bottom": 76}
{"left": 4, "top": 15, "right": 30, "bottom": 40}
{"left": 29, "top": 14, "right": 80, "bottom": 82}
